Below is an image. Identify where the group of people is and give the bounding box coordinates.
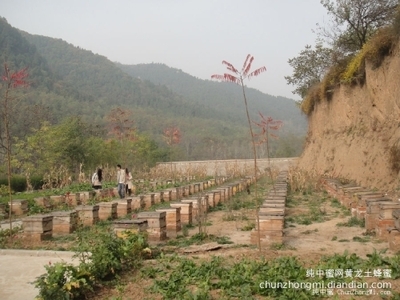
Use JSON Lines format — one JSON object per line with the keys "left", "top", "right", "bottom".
{"left": 91, "top": 164, "right": 133, "bottom": 199}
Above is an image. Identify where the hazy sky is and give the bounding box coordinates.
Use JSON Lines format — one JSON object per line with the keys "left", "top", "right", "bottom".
{"left": 1, "top": 0, "right": 328, "bottom": 100}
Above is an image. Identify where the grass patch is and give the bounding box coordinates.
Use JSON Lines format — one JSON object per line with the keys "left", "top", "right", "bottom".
{"left": 241, "top": 222, "right": 255, "bottom": 231}
{"left": 269, "top": 243, "right": 297, "bottom": 251}
{"left": 352, "top": 236, "right": 370, "bottom": 243}
{"left": 336, "top": 216, "right": 365, "bottom": 228}
{"left": 301, "top": 229, "right": 318, "bottom": 235}
{"left": 166, "top": 233, "right": 232, "bottom": 247}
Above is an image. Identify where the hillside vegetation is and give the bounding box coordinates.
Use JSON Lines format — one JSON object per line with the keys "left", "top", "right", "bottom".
{"left": 0, "top": 16, "right": 305, "bottom": 185}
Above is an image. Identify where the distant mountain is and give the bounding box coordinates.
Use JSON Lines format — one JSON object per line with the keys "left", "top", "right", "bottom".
{"left": 116, "top": 63, "right": 307, "bottom": 135}
{"left": 0, "top": 17, "right": 306, "bottom": 160}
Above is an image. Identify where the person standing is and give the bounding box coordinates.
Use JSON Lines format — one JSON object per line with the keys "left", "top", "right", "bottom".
{"left": 117, "top": 164, "right": 126, "bottom": 198}
{"left": 91, "top": 168, "right": 103, "bottom": 190}
{"left": 125, "top": 168, "right": 133, "bottom": 196}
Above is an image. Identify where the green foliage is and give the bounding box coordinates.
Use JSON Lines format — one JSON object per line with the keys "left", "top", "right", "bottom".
{"left": 285, "top": 43, "right": 333, "bottom": 98}
{"left": 0, "top": 226, "right": 21, "bottom": 248}
{"left": 336, "top": 216, "right": 365, "bottom": 228}
{"left": 300, "top": 84, "right": 320, "bottom": 115}
{"left": 166, "top": 233, "right": 232, "bottom": 248}
{"left": 0, "top": 18, "right": 307, "bottom": 169}
{"left": 73, "top": 228, "right": 148, "bottom": 280}
{"left": 0, "top": 184, "right": 10, "bottom": 197}
{"left": 33, "top": 226, "right": 149, "bottom": 299}
{"left": 33, "top": 262, "right": 94, "bottom": 300}
{"left": 147, "top": 255, "right": 317, "bottom": 299}
{"left": 292, "top": 1, "right": 400, "bottom": 116}
{"left": 320, "top": 0, "right": 397, "bottom": 52}
{"left": 0, "top": 176, "right": 26, "bottom": 192}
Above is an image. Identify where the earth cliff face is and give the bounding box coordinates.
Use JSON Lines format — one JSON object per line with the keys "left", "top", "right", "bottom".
{"left": 297, "top": 42, "right": 400, "bottom": 194}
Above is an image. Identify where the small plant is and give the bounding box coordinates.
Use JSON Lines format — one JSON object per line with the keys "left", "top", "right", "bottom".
{"left": 241, "top": 222, "right": 255, "bottom": 231}
{"left": 301, "top": 229, "right": 318, "bottom": 235}
{"left": 352, "top": 236, "right": 370, "bottom": 243}
{"left": 330, "top": 198, "right": 341, "bottom": 208}
{"left": 33, "top": 262, "right": 94, "bottom": 300}
{"left": 336, "top": 216, "right": 365, "bottom": 227}
{"left": 269, "top": 243, "right": 296, "bottom": 251}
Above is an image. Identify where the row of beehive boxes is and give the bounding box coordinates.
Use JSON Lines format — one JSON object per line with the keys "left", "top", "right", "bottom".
{"left": 251, "top": 171, "right": 288, "bottom": 246}
{"left": 322, "top": 178, "right": 400, "bottom": 251}
{"left": 106, "top": 177, "right": 254, "bottom": 242}
{"left": 20, "top": 176, "right": 254, "bottom": 242}
{"left": 2, "top": 177, "right": 227, "bottom": 218}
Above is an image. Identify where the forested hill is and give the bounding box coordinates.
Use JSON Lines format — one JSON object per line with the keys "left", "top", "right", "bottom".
{"left": 117, "top": 63, "right": 307, "bottom": 135}
{"left": 0, "top": 17, "right": 305, "bottom": 160}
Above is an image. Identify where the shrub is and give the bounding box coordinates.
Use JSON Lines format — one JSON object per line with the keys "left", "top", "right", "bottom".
{"left": 33, "top": 262, "right": 94, "bottom": 300}
{"left": 364, "top": 27, "right": 397, "bottom": 69}
{"left": 301, "top": 84, "right": 320, "bottom": 115}
{"left": 0, "top": 176, "right": 26, "bottom": 192}
{"left": 74, "top": 229, "right": 148, "bottom": 280}
{"left": 30, "top": 175, "right": 45, "bottom": 190}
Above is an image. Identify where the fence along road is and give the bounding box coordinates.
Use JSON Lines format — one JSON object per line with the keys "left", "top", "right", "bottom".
{"left": 155, "top": 157, "right": 298, "bottom": 176}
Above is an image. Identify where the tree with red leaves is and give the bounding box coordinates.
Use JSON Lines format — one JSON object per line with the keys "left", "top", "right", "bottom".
{"left": 1, "top": 64, "right": 29, "bottom": 231}
{"left": 212, "top": 55, "right": 267, "bottom": 251}
{"left": 163, "top": 126, "right": 181, "bottom": 147}
{"left": 253, "top": 113, "right": 283, "bottom": 162}
{"left": 106, "top": 107, "right": 136, "bottom": 167}
{"left": 163, "top": 126, "right": 182, "bottom": 178}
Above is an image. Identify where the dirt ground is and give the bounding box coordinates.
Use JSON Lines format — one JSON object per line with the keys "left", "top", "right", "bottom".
{"left": 90, "top": 190, "right": 400, "bottom": 300}
{"left": 184, "top": 207, "right": 392, "bottom": 262}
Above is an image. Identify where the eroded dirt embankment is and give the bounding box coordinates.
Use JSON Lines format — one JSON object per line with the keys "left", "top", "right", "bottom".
{"left": 297, "top": 42, "right": 400, "bottom": 193}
